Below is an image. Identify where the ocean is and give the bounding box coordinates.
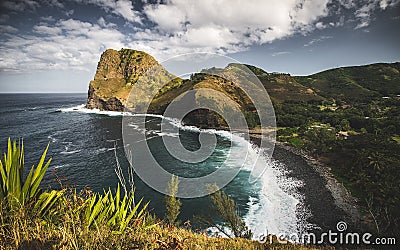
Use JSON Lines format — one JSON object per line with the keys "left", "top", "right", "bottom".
{"left": 0, "top": 93, "right": 309, "bottom": 239}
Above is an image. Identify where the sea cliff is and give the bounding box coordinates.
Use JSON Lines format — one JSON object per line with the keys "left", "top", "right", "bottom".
{"left": 86, "top": 48, "right": 158, "bottom": 111}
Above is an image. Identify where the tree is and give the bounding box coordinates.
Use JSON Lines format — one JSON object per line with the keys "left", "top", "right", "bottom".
{"left": 197, "top": 184, "right": 252, "bottom": 239}
{"left": 339, "top": 118, "right": 350, "bottom": 131}
{"left": 164, "top": 175, "right": 181, "bottom": 225}
{"left": 305, "top": 127, "right": 336, "bottom": 154}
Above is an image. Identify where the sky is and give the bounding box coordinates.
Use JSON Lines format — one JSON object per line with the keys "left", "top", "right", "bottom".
{"left": 0, "top": 0, "right": 399, "bottom": 93}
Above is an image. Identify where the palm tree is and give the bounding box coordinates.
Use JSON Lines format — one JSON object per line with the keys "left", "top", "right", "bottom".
{"left": 367, "top": 152, "right": 385, "bottom": 172}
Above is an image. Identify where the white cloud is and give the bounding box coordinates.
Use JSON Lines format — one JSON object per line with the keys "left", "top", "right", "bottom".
{"left": 144, "top": 4, "right": 186, "bottom": 33}
{"left": 315, "top": 22, "right": 327, "bottom": 29}
{"left": 354, "top": 0, "right": 400, "bottom": 29}
{"left": 75, "top": 0, "right": 142, "bottom": 23}
{"left": 379, "top": 0, "right": 400, "bottom": 9}
{"left": 354, "top": 1, "right": 378, "bottom": 29}
{"left": 98, "top": 17, "right": 116, "bottom": 28}
{"left": 33, "top": 24, "right": 62, "bottom": 35}
{"left": 40, "top": 16, "right": 56, "bottom": 22}
{"left": 291, "top": 0, "right": 330, "bottom": 27}
{"left": 304, "top": 36, "right": 332, "bottom": 47}
{"left": 141, "top": 0, "right": 332, "bottom": 56}
{"left": 272, "top": 51, "right": 290, "bottom": 57}
{"left": 0, "top": 25, "right": 18, "bottom": 33}
{"left": 0, "top": 18, "right": 125, "bottom": 72}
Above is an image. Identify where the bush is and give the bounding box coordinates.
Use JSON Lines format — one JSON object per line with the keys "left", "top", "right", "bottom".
{"left": 0, "top": 138, "right": 64, "bottom": 215}
{"left": 164, "top": 175, "right": 181, "bottom": 225}
{"left": 196, "top": 184, "right": 252, "bottom": 239}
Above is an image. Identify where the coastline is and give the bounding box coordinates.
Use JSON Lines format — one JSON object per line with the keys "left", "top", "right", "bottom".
{"left": 248, "top": 134, "right": 362, "bottom": 234}
{"left": 62, "top": 106, "right": 364, "bottom": 234}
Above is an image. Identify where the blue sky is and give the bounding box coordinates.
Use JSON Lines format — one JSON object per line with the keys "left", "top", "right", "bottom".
{"left": 0, "top": 0, "right": 399, "bottom": 93}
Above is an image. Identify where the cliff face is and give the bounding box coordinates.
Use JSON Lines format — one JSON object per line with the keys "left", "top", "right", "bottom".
{"left": 86, "top": 48, "right": 158, "bottom": 111}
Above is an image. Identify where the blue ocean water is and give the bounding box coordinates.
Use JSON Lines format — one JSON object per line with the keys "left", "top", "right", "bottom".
{"left": 0, "top": 93, "right": 306, "bottom": 238}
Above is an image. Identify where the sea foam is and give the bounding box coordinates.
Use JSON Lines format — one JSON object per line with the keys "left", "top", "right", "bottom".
{"left": 59, "top": 104, "right": 310, "bottom": 239}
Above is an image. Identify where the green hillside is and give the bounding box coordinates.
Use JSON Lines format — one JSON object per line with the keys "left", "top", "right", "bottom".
{"left": 295, "top": 63, "right": 400, "bottom": 103}
{"left": 148, "top": 72, "right": 260, "bottom": 128}
{"left": 244, "top": 64, "right": 324, "bottom": 103}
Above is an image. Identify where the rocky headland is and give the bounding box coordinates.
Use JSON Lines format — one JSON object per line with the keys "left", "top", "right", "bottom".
{"left": 86, "top": 48, "right": 158, "bottom": 111}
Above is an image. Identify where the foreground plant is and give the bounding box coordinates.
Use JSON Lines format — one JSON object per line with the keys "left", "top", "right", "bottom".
{"left": 196, "top": 184, "right": 252, "bottom": 239}
{"left": 0, "top": 138, "right": 64, "bottom": 215}
{"left": 164, "top": 174, "right": 181, "bottom": 226}
{"left": 0, "top": 138, "right": 155, "bottom": 248}
{"left": 84, "top": 184, "right": 150, "bottom": 233}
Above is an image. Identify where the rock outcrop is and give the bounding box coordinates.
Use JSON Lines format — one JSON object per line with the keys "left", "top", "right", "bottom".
{"left": 86, "top": 48, "right": 158, "bottom": 111}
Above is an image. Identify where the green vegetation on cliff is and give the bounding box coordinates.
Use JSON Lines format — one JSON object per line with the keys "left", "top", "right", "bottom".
{"left": 274, "top": 96, "right": 400, "bottom": 238}
{"left": 86, "top": 48, "right": 159, "bottom": 111}
{"left": 295, "top": 63, "right": 400, "bottom": 103}
{"left": 149, "top": 71, "right": 261, "bottom": 128}
{"left": 244, "top": 64, "right": 323, "bottom": 103}
{"left": 245, "top": 62, "right": 400, "bottom": 238}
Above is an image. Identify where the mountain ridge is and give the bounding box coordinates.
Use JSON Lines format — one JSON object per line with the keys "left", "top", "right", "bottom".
{"left": 85, "top": 49, "right": 400, "bottom": 126}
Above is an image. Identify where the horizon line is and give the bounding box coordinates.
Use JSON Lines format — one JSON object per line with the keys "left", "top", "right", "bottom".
{"left": 0, "top": 92, "right": 87, "bottom": 94}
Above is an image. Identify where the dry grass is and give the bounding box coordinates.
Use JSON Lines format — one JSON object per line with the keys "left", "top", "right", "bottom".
{"left": 0, "top": 195, "right": 330, "bottom": 250}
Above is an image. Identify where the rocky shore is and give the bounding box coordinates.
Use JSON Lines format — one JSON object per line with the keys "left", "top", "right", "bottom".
{"left": 249, "top": 134, "right": 362, "bottom": 235}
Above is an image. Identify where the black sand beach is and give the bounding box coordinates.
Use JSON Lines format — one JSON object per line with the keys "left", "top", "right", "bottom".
{"left": 250, "top": 135, "right": 362, "bottom": 236}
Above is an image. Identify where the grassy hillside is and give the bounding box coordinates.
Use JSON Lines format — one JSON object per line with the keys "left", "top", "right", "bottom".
{"left": 244, "top": 64, "right": 324, "bottom": 103}
{"left": 294, "top": 63, "right": 400, "bottom": 103}
{"left": 148, "top": 74, "right": 250, "bottom": 127}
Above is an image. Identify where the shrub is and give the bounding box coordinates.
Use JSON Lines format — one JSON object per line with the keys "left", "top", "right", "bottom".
{"left": 164, "top": 175, "right": 181, "bottom": 225}
{"left": 196, "top": 184, "right": 252, "bottom": 239}
{"left": 83, "top": 184, "right": 149, "bottom": 233}
{"left": 0, "top": 138, "right": 64, "bottom": 216}
{"left": 208, "top": 185, "right": 252, "bottom": 239}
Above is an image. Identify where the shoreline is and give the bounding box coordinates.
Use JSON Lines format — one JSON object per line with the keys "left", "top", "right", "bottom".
{"left": 62, "top": 106, "right": 364, "bottom": 233}
{"left": 248, "top": 134, "right": 362, "bottom": 234}
{"left": 275, "top": 142, "right": 361, "bottom": 224}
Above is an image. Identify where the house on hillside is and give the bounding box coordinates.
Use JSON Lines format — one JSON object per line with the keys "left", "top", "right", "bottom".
{"left": 337, "top": 131, "right": 349, "bottom": 140}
